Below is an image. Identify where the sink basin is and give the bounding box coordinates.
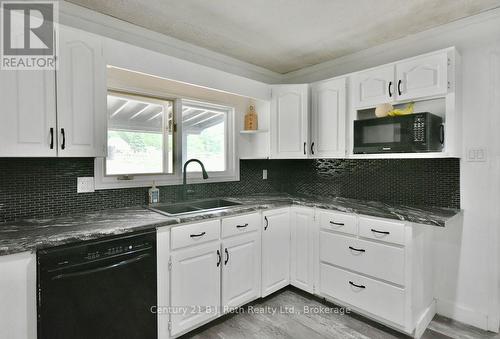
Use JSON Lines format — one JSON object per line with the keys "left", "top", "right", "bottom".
{"left": 148, "top": 199, "right": 242, "bottom": 216}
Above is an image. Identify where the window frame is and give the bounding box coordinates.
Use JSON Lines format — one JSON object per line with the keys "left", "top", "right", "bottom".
{"left": 94, "top": 89, "right": 239, "bottom": 190}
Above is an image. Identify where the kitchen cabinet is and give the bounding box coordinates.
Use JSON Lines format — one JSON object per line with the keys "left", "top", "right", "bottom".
{"left": 261, "top": 208, "right": 290, "bottom": 296}
{"left": 0, "top": 252, "right": 37, "bottom": 339}
{"left": 57, "top": 25, "right": 107, "bottom": 157}
{"left": 157, "top": 227, "right": 170, "bottom": 339}
{"left": 396, "top": 53, "right": 448, "bottom": 101}
{"left": 170, "top": 241, "right": 221, "bottom": 337}
{"left": 290, "top": 207, "right": 314, "bottom": 293}
{"left": 270, "top": 85, "right": 309, "bottom": 158}
{"left": 352, "top": 65, "right": 395, "bottom": 108}
{"left": 310, "top": 78, "right": 346, "bottom": 158}
{"left": 221, "top": 232, "right": 261, "bottom": 309}
{"left": 0, "top": 59, "right": 56, "bottom": 157}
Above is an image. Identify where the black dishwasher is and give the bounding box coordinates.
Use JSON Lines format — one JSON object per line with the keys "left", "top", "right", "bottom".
{"left": 37, "top": 230, "right": 157, "bottom": 339}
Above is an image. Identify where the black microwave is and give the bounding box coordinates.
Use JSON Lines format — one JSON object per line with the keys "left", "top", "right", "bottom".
{"left": 353, "top": 112, "right": 444, "bottom": 154}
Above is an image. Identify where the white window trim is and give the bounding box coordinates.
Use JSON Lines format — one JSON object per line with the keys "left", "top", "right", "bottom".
{"left": 94, "top": 91, "right": 239, "bottom": 190}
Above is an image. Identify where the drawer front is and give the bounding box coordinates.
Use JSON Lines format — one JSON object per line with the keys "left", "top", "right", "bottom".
{"left": 319, "top": 263, "right": 405, "bottom": 326}
{"left": 171, "top": 220, "right": 220, "bottom": 250}
{"left": 359, "top": 216, "right": 405, "bottom": 245}
{"left": 318, "top": 210, "right": 357, "bottom": 235}
{"left": 222, "top": 213, "right": 260, "bottom": 238}
{"left": 320, "top": 231, "right": 405, "bottom": 285}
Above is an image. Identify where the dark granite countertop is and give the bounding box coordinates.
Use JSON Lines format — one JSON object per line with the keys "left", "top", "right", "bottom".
{"left": 0, "top": 194, "right": 461, "bottom": 256}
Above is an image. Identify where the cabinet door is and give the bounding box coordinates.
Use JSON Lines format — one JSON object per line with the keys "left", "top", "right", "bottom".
{"left": 261, "top": 208, "right": 290, "bottom": 297}
{"left": 0, "top": 27, "right": 56, "bottom": 157}
{"left": 157, "top": 228, "right": 170, "bottom": 339}
{"left": 310, "top": 78, "right": 346, "bottom": 158}
{"left": 352, "top": 65, "right": 395, "bottom": 108}
{"left": 290, "top": 207, "right": 314, "bottom": 293}
{"left": 170, "top": 242, "right": 221, "bottom": 337}
{"left": 56, "top": 26, "right": 107, "bottom": 157}
{"left": 271, "top": 84, "right": 309, "bottom": 158}
{"left": 396, "top": 52, "right": 448, "bottom": 101}
{"left": 0, "top": 252, "right": 37, "bottom": 339}
{"left": 221, "top": 232, "right": 261, "bottom": 310}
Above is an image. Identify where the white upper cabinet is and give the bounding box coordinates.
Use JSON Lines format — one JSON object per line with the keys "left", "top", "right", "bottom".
{"left": 352, "top": 65, "right": 395, "bottom": 108}
{"left": 310, "top": 78, "right": 346, "bottom": 158}
{"left": 396, "top": 52, "right": 448, "bottom": 101}
{"left": 57, "top": 26, "right": 107, "bottom": 157}
{"left": 0, "top": 46, "right": 57, "bottom": 157}
{"left": 270, "top": 84, "right": 309, "bottom": 158}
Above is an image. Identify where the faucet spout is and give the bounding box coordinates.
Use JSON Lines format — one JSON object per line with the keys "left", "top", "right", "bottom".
{"left": 181, "top": 159, "right": 209, "bottom": 200}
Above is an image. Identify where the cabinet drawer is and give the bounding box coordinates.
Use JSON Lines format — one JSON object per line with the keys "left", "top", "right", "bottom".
{"left": 320, "top": 231, "right": 405, "bottom": 285}
{"left": 222, "top": 213, "right": 260, "bottom": 238}
{"left": 171, "top": 220, "right": 220, "bottom": 250}
{"left": 359, "top": 216, "right": 405, "bottom": 245}
{"left": 318, "top": 210, "right": 357, "bottom": 235}
{"left": 319, "top": 264, "right": 405, "bottom": 326}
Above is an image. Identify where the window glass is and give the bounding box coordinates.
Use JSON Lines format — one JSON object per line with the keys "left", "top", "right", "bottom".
{"left": 106, "top": 92, "right": 174, "bottom": 175}
{"left": 182, "top": 102, "right": 227, "bottom": 172}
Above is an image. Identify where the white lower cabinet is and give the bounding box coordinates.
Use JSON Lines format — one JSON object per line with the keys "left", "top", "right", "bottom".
{"left": 221, "top": 232, "right": 261, "bottom": 310}
{"left": 261, "top": 208, "right": 291, "bottom": 297}
{"left": 0, "top": 252, "right": 37, "bottom": 339}
{"left": 290, "top": 207, "right": 314, "bottom": 293}
{"left": 170, "top": 241, "right": 221, "bottom": 337}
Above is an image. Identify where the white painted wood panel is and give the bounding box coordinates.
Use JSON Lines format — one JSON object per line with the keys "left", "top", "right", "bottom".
{"left": 171, "top": 220, "right": 220, "bottom": 250}
{"left": 290, "top": 207, "right": 314, "bottom": 293}
{"left": 170, "top": 242, "right": 220, "bottom": 337}
{"left": 157, "top": 228, "right": 170, "bottom": 339}
{"left": 310, "top": 77, "right": 346, "bottom": 158}
{"left": 221, "top": 232, "right": 261, "bottom": 310}
{"left": 0, "top": 252, "right": 37, "bottom": 339}
{"left": 359, "top": 216, "right": 405, "bottom": 245}
{"left": 317, "top": 209, "right": 358, "bottom": 235}
{"left": 57, "top": 25, "right": 106, "bottom": 157}
{"left": 221, "top": 213, "right": 260, "bottom": 238}
{"left": 261, "top": 208, "right": 290, "bottom": 296}
{"left": 352, "top": 65, "right": 395, "bottom": 108}
{"left": 271, "top": 85, "right": 309, "bottom": 158}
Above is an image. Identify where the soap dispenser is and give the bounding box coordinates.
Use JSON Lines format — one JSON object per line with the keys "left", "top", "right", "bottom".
{"left": 148, "top": 181, "right": 160, "bottom": 204}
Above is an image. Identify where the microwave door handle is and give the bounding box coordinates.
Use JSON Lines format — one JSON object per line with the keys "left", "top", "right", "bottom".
{"left": 439, "top": 124, "right": 445, "bottom": 144}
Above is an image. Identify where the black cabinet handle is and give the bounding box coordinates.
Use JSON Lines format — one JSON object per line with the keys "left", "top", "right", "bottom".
{"left": 349, "top": 281, "right": 366, "bottom": 289}
{"left": 330, "top": 221, "right": 344, "bottom": 226}
{"left": 349, "top": 246, "right": 365, "bottom": 253}
{"left": 371, "top": 228, "right": 390, "bottom": 235}
{"left": 388, "top": 81, "right": 393, "bottom": 97}
{"left": 216, "top": 250, "right": 221, "bottom": 267}
{"left": 439, "top": 124, "right": 445, "bottom": 144}
{"left": 49, "top": 128, "right": 54, "bottom": 149}
{"left": 303, "top": 142, "right": 306, "bottom": 155}
{"left": 60, "top": 128, "right": 66, "bottom": 150}
{"left": 310, "top": 142, "right": 315, "bottom": 155}
{"left": 224, "top": 248, "right": 229, "bottom": 265}
{"left": 264, "top": 216, "right": 268, "bottom": 230}
{"left": 236, "top": 223, "right": 248, "bottom": 228}
{"left": 397, "top": 80, "right": 402, "bottom": 96}
{"left": 190, "top": 231, "right": 206, "bottom": 238}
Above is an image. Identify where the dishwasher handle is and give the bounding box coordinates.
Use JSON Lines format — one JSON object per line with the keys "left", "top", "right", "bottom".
{"left": 50, "top": 253, "right": 151, "bottom": 281}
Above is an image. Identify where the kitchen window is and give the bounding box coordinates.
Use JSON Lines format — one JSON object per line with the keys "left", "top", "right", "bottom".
{"left": 94, "top": 91, "right": 237, "bottom": 189}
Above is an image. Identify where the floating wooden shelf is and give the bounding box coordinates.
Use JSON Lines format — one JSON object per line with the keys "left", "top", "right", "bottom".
{"left": 239, "top": 129, "right": 268, "bottom": 134}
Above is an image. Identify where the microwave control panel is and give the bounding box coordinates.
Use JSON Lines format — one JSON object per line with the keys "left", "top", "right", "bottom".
{"left": 413, "top": 115, "right": 426, "bottom": 142}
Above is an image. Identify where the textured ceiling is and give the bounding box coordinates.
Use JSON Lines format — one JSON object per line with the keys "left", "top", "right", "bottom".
{"left": 68, "top": 0, "right": 500, "bottom": 74}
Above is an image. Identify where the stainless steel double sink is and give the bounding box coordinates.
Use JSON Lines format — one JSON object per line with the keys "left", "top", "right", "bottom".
{"left": 148, "top": 199, "right": 242, "bottom": 216}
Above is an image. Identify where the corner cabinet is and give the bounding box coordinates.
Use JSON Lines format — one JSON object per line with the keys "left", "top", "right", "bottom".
{"left": 270, "top": 85, "right": 309, "bottom": 158}
{"left": 310, "top": 78, "right": 346, "bottom": 158}
{"left": 57, "top": 26, "right": 107, "bottom": 157}
{"left": 290, "top": 207, "right": 314, "bottom": 293}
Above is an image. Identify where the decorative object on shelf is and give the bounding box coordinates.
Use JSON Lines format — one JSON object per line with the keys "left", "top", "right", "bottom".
{"left": 244, "top": 105, "right": 258, "bottom": 130}
{"left": 388, "top": 102, "right": 415, "bottom": 117}
{"left": 375, "top": 103, "right": 394, "bottom": 117}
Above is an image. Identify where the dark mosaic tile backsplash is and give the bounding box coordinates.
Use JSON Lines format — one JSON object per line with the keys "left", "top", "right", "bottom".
{"left": 0, "top": 158, "right": 459, "bottom": 222}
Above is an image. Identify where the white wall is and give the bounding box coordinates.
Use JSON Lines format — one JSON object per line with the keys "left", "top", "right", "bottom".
{"left": 287, "top": 9, "right": 500, "bottom": 331}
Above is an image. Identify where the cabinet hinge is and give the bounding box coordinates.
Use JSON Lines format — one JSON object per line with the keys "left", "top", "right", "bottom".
{"left": 447, "top": 81, "right": 451, "bottom": 89}
{"left": 168, "top": 321, "right": 172, "bottom": 332}
{"left": 168, "top": 257, "right": 172, "bottom": 271}
{"left": 447, "top": 58, "right": 451, "bottom": 66}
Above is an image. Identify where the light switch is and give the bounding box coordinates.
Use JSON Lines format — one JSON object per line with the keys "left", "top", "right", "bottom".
{"left": 77, "top": 177, "right": 95, "bottom": 193}
{"left": 263, "top": 169, "right": 268, "bottom": 180}
{"left": 466, "top": 147, "right": 487, "bottom": 162}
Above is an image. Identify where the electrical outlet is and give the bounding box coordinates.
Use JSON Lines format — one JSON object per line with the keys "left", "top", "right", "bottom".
{"left": 263, "top": 169, "right": 268, "bottom": 180}
{"left": 466, "top": 147, "right": 487, "bottom": 162}
{"left": 77, "top": 177, "right": 95, "bottom": 193}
